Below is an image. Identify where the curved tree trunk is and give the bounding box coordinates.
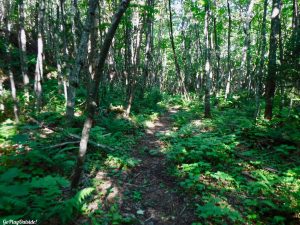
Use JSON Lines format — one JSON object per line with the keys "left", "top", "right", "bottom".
{"left": 71, "top": 0, "right": 131, "bottom": 189}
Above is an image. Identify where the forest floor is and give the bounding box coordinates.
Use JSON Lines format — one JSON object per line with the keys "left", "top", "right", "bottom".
{"left": 1, "top": 92, "right": 299, "bottom": 225}
{"left": 86, "top": 107, "right": 196, "bottom": 225}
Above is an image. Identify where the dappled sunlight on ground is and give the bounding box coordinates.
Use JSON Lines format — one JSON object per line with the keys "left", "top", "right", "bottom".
{"left": 88, "top": 107, "right": 198, "bottom": 224}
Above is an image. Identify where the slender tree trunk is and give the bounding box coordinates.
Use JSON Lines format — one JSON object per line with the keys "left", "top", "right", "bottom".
{"left": 213, "top": 13, "right": 220, "bottom": 95}
{"left": 204, "top": 2, "right": 212, "bottom": 118}
{"left": 125, "top": 10, "right": 143, "bottom": 115}
{"left": 124, "top": 11, "right": 133, "bottom": 115}
{"left": 34, "top": 0, "right": 45, "bottom": 111}
{"left": 265, "top": 0, "right": 281, "bottom": 119}
{"left": 55, "top": 2, "right": 63, "bottom": 96}
{"left": 278, "top": 0, "right": 284, "bottom": 112}
{"left": 59, "top": 0, "right": 70, "bottom": 105}
{"left": 66, "top": 0, "right": 98, "bottom": 121}
{"left": 71, "top": 0, "right": 131, "bottom": 189}
{"left": 225, "top": 0, "right": 231, "bottom": 99}
{"left": 142, "top": 0, "right": 154, "bottom": 97}
{"left": 168, "top": 0, "right": 187, "bottom": 98}
{"left": 71, "top": 0, "right": 81, "bottom": 55}
{"left": 0, "top": 77, "right": 4, "bottom": 113}
{"left": 241, "top": 0, "right": 255, "bottom": 90}
{"left": 255, "top": 0, "right": 268, "bottom": 118}
{"left": 292, "top": 0, "right": 299, "bottom": 54}
{"left": 18, "top": 0, "right": 29, "bottom": 101}
{"left": 5, "top": 0, "right": 19, "bottom": 122}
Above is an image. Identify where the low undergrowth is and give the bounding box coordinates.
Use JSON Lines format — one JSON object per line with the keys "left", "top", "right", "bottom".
{"left": 0, "top": 85, "right": 165, "bottom": 224}
{"left": 162, "top": 94, "right": 300, "bottom": 225}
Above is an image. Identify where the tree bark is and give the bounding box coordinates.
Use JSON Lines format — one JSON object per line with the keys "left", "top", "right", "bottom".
{"left": 66, "top": 0, "right": 98, "bottom": 121}
{"left": 55, "top": 2, "right": 64, "bottom": 96}
{"left": 71, "top": 0, "right": 131, "bottom": 189}
{"left": 213, "top": 10, "right": 220, "bottom": 95}
{"left": 124, "top": 10, "right": 133, "bottom": 115}
{"left": 225, "top": 0, "right": 232, "bottom": 99}
{"left": 255, "top": 0, "right": 268, "bottom": 118}
{"left": 292, "top": 0, "right": 299, "bottom": 54}
{"left": 142, "top": 0, "right": 154, "bottom": 97}
{"left": 125, "top": 9, "right": 143, "bottom": 115}
{"left": 265, "top": 0, "right": 281, "bottom": 119}
{"left": 204, "top": 1, "right": 212, "bottom": 118}
{"left": 0, "top": 76, "right": 4, "bottom": 113}
{"left": 34, "top": 0, "right": 45, "bottom": 111}
{"left": 71, "top": 0, "right": 81, "bottom": 55}
{"left": 168, "top": 0, "right": 187, "bottom": 98}
{"left": 278, "top": 0, "right": 284, "bottom": 112}
{"left": 5, "top": 0, "right": 19, "bottom": 122}
{"left": 241, "top": 0, "right": 255, "bottom": 90}
{"left": 59, "top": 0, "right": 70, "bottom": 105}
{"left": 18, "top": 0, "right": 29, "bottom": 101}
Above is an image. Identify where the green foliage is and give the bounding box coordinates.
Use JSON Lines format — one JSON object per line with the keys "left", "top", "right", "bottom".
{"left": 196, "top": 196, "right": 243, "bottom": 224}
{"left": 0, "top": 169, "right": 79, "bottom": 223}
{"left": 0, "top": 119, "right": 16, "bottom": 140}
{"left": 162, "top": 95, "right": 300, "bottom": 224}
{"left": 89, "top": 203, "right": 137, "bottom": 225}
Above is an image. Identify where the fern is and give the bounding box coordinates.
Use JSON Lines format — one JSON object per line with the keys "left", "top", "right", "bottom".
{"left": 50, "top": 187, "right": 95, "bottom": 224}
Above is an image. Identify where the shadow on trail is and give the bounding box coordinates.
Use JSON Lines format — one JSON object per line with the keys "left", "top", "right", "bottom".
{"left": 89, "top": 107, "right": 196, "bottom": 225}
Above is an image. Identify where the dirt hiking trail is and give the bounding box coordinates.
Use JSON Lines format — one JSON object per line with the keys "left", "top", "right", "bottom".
{"left": 118, "top": 108, "right": 196, "bottom": 225}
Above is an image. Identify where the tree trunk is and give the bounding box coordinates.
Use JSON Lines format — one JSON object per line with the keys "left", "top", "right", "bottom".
{"left": 66, "top": 0, "right": 98, "bottom": 122}
{"left": 55, "top": 3, "right": 64, "bottom": 96}
{"left": 0, "top": 77, "right": 4, "bottom": 113}
{"left": 18, "top": 0, "right": 29, "bottom": 101}
{"left": 292, "top": 0, "right": 299, "bottom": 55}
{"left": 71, "top": 0, "right": 131, "bottom": 189}
{"left": 278, "top": 0, "right": 284, "bottom": 112}
{"left": 5, "top": 0, "right": 19, "bottom": 122}
{"left": 225, "top": 0, "right": 231, "bottom": 99}
{"left": 124, "top": 10, "right": 133, "bottom": 115}
{"left": 204, "top": 2, "right": 212, "bottom": 118}
{"left": 71, "top": 0, "right": 81, "bottom": 55}
{"left": 59, "top": 0, "right": 70, "bottom": 106}
{"left": 126, "top": 9, "right": 143, "bottom": 115}
{"left": 213, "top": 12, "right": 220, "bottom": 95}
{"left": 255, "top": 0, "right": 268, "bottom": 118}
{"left": 264, "top": 0, "right": 281, "bottom": 120}
{"left": 142, "top": 0, "right": 154, "bottom": 97}
{"left": 241, "top": 0, "right": 255, "bottom": 90}
{"left": 168, "top": 0, "right": 187, "bottom": 98}
{"left": 34, "top": 0, "right": 45, "bottom": 111}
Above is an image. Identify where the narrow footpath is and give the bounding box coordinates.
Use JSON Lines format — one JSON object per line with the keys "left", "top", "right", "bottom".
{"left": 119, "top": 108, "right": 196, "bottom": 225}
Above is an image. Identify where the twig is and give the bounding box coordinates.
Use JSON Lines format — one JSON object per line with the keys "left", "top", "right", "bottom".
{"left": 66, "top": 133, "right": 116, "bottom": 152}
{"left": 48, "top": 141, "right": 80, "bottom": 149}
{"left": 144, "top": 217, "right": 153, "bottom": 222}
{"left": 241, "top": 171, "right": 257, "bottom": 181}
{"left": 27, "top": 116, "right": 117, "bottom": 152}
{"left": 179, "top": 205, "right": 186, "bottom": 215}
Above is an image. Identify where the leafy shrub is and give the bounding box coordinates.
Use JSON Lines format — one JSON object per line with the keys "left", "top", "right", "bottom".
{"left": 0, "top": 168, "right": 94, "bottom": 224}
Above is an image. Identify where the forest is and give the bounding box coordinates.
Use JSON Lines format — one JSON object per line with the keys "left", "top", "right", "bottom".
{"left": 0, "top": 0, "right": 299, "bottom": 224}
